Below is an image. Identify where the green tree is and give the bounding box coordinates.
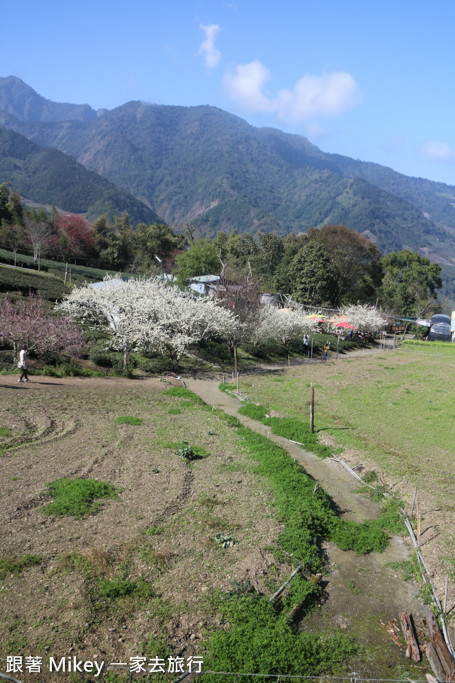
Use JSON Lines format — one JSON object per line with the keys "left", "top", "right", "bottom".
{"left": 305, "top": 225, "right": 383, "bottom": 304}
{"left": 0, "top": 182, "right": 12, "bottom": 224}
{"left": 272, "top": 233, "right": 308, "bottom": 292}
{"left": 92, "top": 215, "right": 121, "bottom": 266}
{"left": 225, "top": 230, "right": 258, "bottom": 270}
{"left": 252, "top": 232, "right": 284, "bottom": 287}
{"left": 175, "top": 239, "right": 221, "bottom": 285}
{"left": 381, "top": 249, "right": 442, "bottom": 316}
{"left": 132, "top": 223, "right": 178, "bottom": 272}
{"left": 287, "top": 242, "right": 340, "bottom": 307}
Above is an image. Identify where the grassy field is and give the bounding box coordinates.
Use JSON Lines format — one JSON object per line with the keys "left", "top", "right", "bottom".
{"left": 0, "top": 373, "right": 431, "bottom": 682}
{"left": 235, "top": 342, "right": 455, "bottom": 605}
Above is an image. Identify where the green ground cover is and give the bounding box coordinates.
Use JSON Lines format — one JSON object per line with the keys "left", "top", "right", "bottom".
{"left": 236, "top": 344, "right": 455, "bottom": 504}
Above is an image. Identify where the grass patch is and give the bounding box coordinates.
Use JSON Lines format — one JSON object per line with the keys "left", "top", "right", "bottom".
{"left": 204, "top": 592, "right": 358, "bottom": 678}
{"left": 238, "top": 401, "right": 333, "bottom": 459}
{"left": 115, "top": 415, "right": 143, "bottom": 425}
{"left": 0, "top": 554, "right": 42, "bottom": 579}
{"left": 96, "top": 577, "right": 155, "bottom": 600}
{"left": 162, "top": 387, "right": 205, "bottom": 405}
{"left": 42, "top": 361, "right": 104, "bottom": 378}
{"left": 236, "top": 425, "right": 401, "bottom": 565}
{"left": 0, "top": 427, "right": 12, "bottom": 437}
{"left": 43, "top": 478, "right": 120, "bottom": 518}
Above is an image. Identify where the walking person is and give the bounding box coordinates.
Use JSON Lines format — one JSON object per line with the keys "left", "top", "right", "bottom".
{"left": 303, "top": 334, "right": 310, "bottom": 357}
{"left": 18, "top": 345, "right": 29, "bottom": 382}
{"left": 322, "top": 342, "right": 330, "bottom": 361}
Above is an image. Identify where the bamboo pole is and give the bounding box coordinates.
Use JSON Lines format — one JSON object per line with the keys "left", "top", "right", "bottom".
{"left": 269, "top": 564, "right": 304, "bottom": 603}
{"left": 410, "top": 484, "right": 418, "bottom": 517}
{"left": 310, "top": 383, "right": 314, "bottom": 434}
{"left": 417, "top": 502, "right": 421, "bottom": 546}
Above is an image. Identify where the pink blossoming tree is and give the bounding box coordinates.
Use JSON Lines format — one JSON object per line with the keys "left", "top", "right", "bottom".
{"left": 0, "top": 295, "right": 86, "bottom": 363}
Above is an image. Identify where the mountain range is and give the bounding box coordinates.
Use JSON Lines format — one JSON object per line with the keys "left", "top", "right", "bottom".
{"left": 1, "top": 76, "right": 455, "bottom": 277}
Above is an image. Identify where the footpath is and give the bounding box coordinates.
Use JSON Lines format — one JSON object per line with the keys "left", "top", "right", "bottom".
{"left": 185, "top": 373, "right": 430, "bottom": 678}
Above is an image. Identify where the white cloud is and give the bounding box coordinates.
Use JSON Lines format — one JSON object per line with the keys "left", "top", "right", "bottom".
{"left": 199, "top": 24, "right": 221, "bottom": 69}
{"left": 422, "top": 141, "right": 455, "bottom": 162}
{"left": 276, "top": 72, "right": 361, "bottom": 122}
{"left": 223, "top": 60, "right": 274, "bottom": 112}
{"left": 223, "top": 60, "right": 362, "bottom": 124}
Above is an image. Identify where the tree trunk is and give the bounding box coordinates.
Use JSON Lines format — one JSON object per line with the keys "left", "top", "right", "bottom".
{"left": 233, "top": 344, "right": 238, "bottom": 376}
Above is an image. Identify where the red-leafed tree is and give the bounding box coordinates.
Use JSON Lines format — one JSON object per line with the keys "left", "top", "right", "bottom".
{"left": 0, "top": 294, "right": 86, "bottom": 362}
{"left": 51, "top": 213, "right": 94, "bottom": 260}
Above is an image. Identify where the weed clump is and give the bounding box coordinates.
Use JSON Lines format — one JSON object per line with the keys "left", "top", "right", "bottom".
{"left": 43, "top": 478, "right": 120, "bottom": 518}
{"left": 238, "top": 403, "right": 332, "bottom": 459}
{"left": 96, "top": 577, "right": 155, "bottom": 600}
{"left": 176, "top": 441, "right": 196, "bottom": 460}
{"left": 0, "top": 554, "right": 42, "bottom": 579}
{"left": 115, "top": 415, "right": 143, "bottom": 425}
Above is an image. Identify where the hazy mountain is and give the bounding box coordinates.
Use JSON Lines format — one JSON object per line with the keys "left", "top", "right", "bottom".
{"left": 0, "top": 126, "right": 161, "bottom": 224}
{"left": 1, "top": 76, "right": 455, "bottom": 268}
{"left": 0, "top": 76, "right": 99, "bottom": 122}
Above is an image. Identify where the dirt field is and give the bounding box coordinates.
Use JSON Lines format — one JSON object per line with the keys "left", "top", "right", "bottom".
{"left": 0, "top": 371, "right": 437, "bottom": 682}
{"left": 0, "top": 375, "right": 289, "bottom": 681}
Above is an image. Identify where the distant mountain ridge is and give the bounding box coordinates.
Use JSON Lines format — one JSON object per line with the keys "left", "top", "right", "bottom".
{"left": 1, "top": 76, "right": 455, "bottom": 270}
{"left": 0, "top": 76, "right": 99, "bottom": 122}
{"left": 0, "top": 126, "right": 161, "bottom": 225}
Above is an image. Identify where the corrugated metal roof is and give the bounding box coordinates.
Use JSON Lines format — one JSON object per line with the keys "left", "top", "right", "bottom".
{"left": 189, "top": 275, "right": 220, "bottom": 283}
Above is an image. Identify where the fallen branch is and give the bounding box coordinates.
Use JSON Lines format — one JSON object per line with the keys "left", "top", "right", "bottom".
{"left": 269, "top": 564, "right": 304, "bottom": 604}
{"left": 400, "top": 612, "right": 421, "bottom": 662}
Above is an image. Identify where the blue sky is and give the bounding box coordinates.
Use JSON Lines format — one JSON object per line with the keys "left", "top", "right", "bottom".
{"left": 2, "top": 0, "right": 455, "bottom": 185}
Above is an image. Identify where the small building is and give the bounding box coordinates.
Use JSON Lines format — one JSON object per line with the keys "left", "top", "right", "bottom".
{"left": 188, "top": 275, "right": 220, "bottom": 295}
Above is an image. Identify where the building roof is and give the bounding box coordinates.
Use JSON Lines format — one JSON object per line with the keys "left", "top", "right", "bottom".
{"left": 189, "top": 275, "right": 220, "bottom": 283}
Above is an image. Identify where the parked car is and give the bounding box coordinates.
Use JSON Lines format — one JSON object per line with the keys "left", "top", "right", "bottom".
{"left": 430, "top": 314, "right": 450, "bottom": 325}
{"left": 428, "top": 315, "right": 452, "bottom": 341}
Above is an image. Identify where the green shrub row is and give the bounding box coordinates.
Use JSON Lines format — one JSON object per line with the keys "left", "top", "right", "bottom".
{"left": 161, "top": 387, "right": 404, "bottom": 677}
{"left": 236, "top": 400, "right": 333, "bottom": 459}
{"left": 0, "top": 264, "right": 68, "bottom": 300}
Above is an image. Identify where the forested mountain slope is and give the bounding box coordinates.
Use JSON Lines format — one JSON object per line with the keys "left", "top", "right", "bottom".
{"left": 0, "top": 126, "right": 161, "bottom": 224}
{"left": 1, "top": 76, "right": 455, "bottom": 266}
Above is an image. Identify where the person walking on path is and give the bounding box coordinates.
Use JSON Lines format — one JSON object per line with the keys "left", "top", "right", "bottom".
{"left": 18, "top": 345, "right": 29, "bottom": 382}
{"left": 303, "top": 334, "right": 310, "bottom": 357}
{"left": 322, "top": 342, "right": 330, "bottom": 361}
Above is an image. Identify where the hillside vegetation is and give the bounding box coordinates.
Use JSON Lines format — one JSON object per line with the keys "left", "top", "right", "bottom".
{"left": 1, "top": 76, "right": 455, "bottom": 266}
{"left": 0, "top": 126, "right": 160, "bottom": 224}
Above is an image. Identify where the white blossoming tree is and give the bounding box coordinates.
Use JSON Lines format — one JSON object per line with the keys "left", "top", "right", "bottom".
{"left": 57, "top": 277, "right": 238, "bottom": 366}
{"left": 251, "top": 306, "right": 314, "bottom": 347}
{"left": 338, "top": 304, "right": 386, "bottom": 334}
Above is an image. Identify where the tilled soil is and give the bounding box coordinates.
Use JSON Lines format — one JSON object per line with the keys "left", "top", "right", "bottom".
{"left": 0, "top": 371, "right": 439, "bottom": 681}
